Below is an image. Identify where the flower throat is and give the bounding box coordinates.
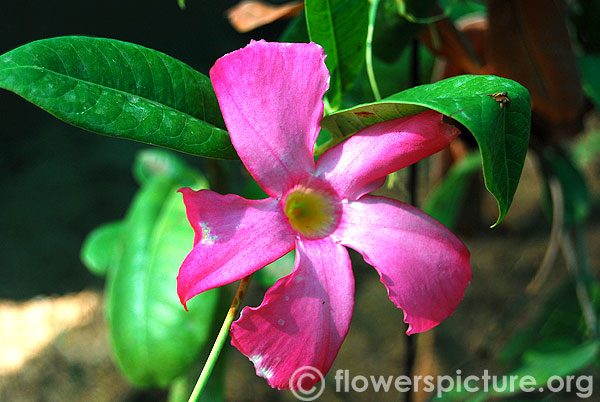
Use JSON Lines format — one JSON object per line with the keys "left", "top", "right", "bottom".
{"left": 283, "top": 183, "right": 341, "bottom": 239}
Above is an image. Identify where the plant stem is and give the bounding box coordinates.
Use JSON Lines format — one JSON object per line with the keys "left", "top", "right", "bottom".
{"left": 405, "top": 156, "right": 418, "bottom": 402}
{"left": 187, "top": 275, "right": 253, "bottom": 402}
{"left": 404, "top": 38, "right": 421, "bottom": 402}
{"left": 408, "top": 38, "right": 420, "bottom": 208}
{"left": 366, "top": 0, "right": 382, "bottom": 101}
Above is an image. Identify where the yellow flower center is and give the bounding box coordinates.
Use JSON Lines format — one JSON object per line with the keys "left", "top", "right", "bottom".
{"left": 283, "top": 183, "right": 341, "bottom": 239}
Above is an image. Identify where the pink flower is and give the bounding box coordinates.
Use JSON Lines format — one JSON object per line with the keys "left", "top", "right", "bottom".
{"left": 177, "top": 40, "right": 471, "bottom": 390}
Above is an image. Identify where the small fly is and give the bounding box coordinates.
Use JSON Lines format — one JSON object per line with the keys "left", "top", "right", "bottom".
{"left": 488, "top": 92, "right": 510, "bottom": 108}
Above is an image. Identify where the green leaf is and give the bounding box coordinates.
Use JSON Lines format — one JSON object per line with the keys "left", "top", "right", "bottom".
{"left": 305, "top": 0, "right": 369, "bottom": 109}
{"left": 133, "top": 148, "right": 206, "bottom": 187}
{"left": 579, "top": 55, "right": 600, "bottom": 109}
{"left": 498, "top": 281, "right": 593, "bottom": 365}
{"left": 494, "top": 341, "right": 599, "bottom": 396}
{"left": 540, "top": 149, "right": 590, "bottom": 227}
{"left": 322, "top": 75, "right": 531, "bottom": 226}
{"left": 433, "top": 341, "right": 598, "bottom": 401}
{"left": 107, "top": 174, "right": 219, "bottom": 387}
{"left": 280, "top": 11, "right": 310, "bottom": 43}
{"left": 432, "top": 387, "right": 487, "bottom": 402}
{"left": 255, "top": 251, "right": 295, "bottom": 289}
{"left": 371, "top": 0, "right": 437, "bottom": 63}
{"left": 80, "top": 221, "right": 124, "bottom": 277}
{"left": 572, "top": 128, "right": 600, "bottom": 167}
{"left": 423, "top": 153, "right": 481, "bottom": 230}
{"left": 571, "top": 1, "right": 600, "bottom": 53}
{"left": 0, "top": 36, "right": 237, "bottom": 159}
{"left": 438, "top": 0, "right": 487, "bottom": 21}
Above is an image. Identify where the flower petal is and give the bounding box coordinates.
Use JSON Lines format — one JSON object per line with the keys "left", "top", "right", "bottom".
{"left": 230, "top": 237, "right": 354, "bottom": 390}
{"left": 177, "top": 188, "right": 296, "bottom": 307}
{"left": 317, "top": 110, "right": 459, "bottom": 200}
{"left": 332, "top": 195, "right": 471, "bottom": 334}
{"left": 210, "top": 40, "right": 329, "bottom": 197}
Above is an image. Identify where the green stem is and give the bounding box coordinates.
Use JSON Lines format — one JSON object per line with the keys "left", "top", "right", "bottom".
{"left": 404, "top": 38, "right": 421, "bottom": 402}
{"left": 187, "top": 275, "right": 253, "bottom": 402}
{"left": 366, "top": 0, "right": 381, "bottom": 101}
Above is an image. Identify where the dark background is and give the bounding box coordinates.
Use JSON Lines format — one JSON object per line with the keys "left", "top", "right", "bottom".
{"left": 0, "top": 0, "right": 285, "bottom": 299}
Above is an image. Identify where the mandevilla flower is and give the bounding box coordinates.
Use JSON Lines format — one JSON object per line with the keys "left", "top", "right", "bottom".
{"left": 177, "top": 40, "right": 471, "bottom": 390}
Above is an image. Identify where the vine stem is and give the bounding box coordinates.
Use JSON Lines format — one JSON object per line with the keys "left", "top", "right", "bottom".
{"left": 188, "top": 275, "right": 253, "bottom": 402}
{"left": 366, "top": 0, "right": 381, "bottom": 102}
{"left": 405, "top": 38, "right": 421, "bottom": 402}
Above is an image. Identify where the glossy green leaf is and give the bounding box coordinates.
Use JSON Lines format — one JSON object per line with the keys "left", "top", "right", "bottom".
{"left": 305, "top": 0, "right": 369, "bottom": 108}
{"left": 106, "top": 174, "right": 218, "bottom": 387}
{"left": 0, "top": 36, "right": 237, "bottom": 159}
{"left": 80, "top": 221, "right": 124, "bottom": 277}
{"left": 423, "top": 153, "right": 481, "bottom": 230}
{"left": 322, "top": 75, "right": 531, "bottom": 225}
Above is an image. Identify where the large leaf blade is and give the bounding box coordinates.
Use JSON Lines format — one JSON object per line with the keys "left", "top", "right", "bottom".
{"left": 0, "top": 36, "right": 237, "bottom": 159}
{"left": 322, "top": 75, "right": 531, "bottom": 225}
{"left": 107, "top": 175, "right": 218, "bottom": 387}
